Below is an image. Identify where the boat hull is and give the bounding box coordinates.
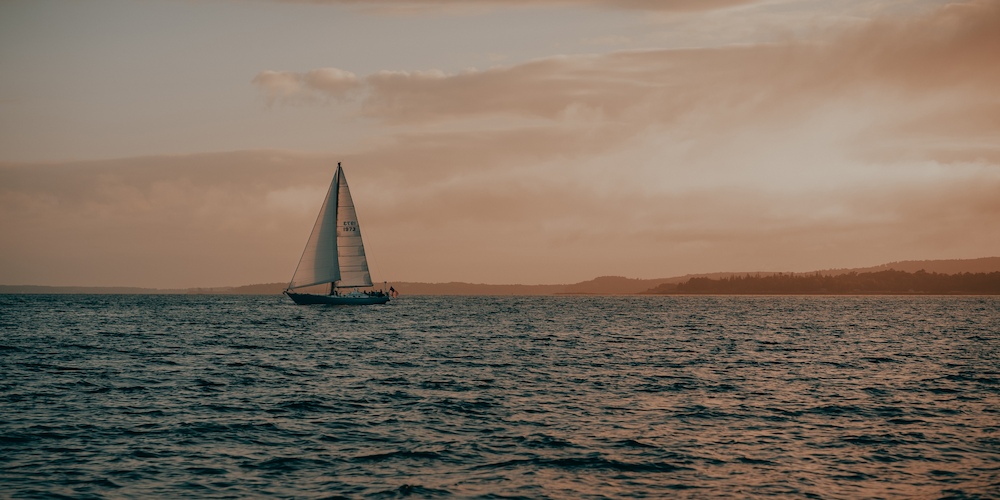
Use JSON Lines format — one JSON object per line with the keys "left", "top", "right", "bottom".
{"left": 285, "top": 291, "right": 390, "bottom": 305}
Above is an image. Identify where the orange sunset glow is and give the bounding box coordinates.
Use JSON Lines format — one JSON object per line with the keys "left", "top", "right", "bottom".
{"left": 1, "top": 0, "right": 998, "bottom": 288}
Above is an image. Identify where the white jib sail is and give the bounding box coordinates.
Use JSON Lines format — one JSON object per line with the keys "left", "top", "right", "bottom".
{"left": 287, "top": 170, "right": 341, "bottom": 289}
{"left": 334, "top": 167, "right": 373, "bottom": 288}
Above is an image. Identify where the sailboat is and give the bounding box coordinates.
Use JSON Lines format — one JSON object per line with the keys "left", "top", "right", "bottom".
{"left": 284, "top": 163, "right": 391, "bottom": 305}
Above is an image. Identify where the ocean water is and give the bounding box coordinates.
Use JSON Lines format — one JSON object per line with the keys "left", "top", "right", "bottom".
{"left": 1, "top": 294, "right": 998, "bottom": 498}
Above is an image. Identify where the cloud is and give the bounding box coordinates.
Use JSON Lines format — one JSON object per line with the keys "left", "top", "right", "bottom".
{"left": 252, "top": 67, "right": 362, "bottom": 105}
{"left": 268, "top": 0, "right": 758, "bottom": 13}
{"left": 256, "top": 0, "right": 1000, "bottom": 163}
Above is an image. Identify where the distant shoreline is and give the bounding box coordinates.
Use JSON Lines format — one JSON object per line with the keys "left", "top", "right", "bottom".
{"left": 3, "top": 257, "right": 999, "bottom": 296}
{"left": 3, "top": 291, "right": 999, "bottom": 297}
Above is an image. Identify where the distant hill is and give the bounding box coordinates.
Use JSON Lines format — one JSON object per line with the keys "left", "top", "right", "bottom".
{"left": 645, "top": 269, "right": 1000, "bottom": 295}
{"left": 840, "top": 257, "right": 1000, "bottom": 275}
{"left": 4, "top": 257, "right": 998, "bottom": 296}
{"left": 560, "top": 276, "right": 675, "bottom": 294}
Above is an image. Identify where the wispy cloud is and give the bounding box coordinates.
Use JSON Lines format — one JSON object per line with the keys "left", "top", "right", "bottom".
{"left": 253, "top": 0, "right": 1000, "bottom": 162}
{"left": 267, "top": 0, "right": 758, "bottom": 13}
{"left": 252, "top": 68, "right": 362, "bottom": 105}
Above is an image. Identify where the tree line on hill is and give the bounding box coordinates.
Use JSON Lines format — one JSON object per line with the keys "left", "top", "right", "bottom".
{"left": 645, "top": 270, "right": 1000, "bottom": 295}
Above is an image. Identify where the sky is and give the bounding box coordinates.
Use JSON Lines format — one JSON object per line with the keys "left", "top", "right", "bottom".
{"left": 1, "top": 0, "right": 998, "bottom": 288}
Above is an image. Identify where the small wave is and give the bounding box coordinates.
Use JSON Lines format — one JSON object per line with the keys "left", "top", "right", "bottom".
{"left": 637, "top": 381, "right": 697, "bottom": 393}
{"left": 830, "top": 471, "right": 874, "bottom": 482}
{"left": 872, "top": 406, "right": 905, "bottom": 418}
{"left": 370, "top": 484, "right": 451, "bottom": 497}
{"left": 434, "top": 398, "right": 498, "bottom": 417}
{"left": 708, "top": 383, "right": 739, "bottom": 393}
{"left": 929, "top": 469, "right": 958, "bottom": 477}
{"left": 476, "top": 455, "right": 689, "bottom": 473}
{"left": 249, "top": 456, "right": 332, "bottom": 472}
{"left": 205, "top": 403, "right": 245, "bottom": 413}
{"left": 175, "top": 421, "right": 280, "bottom": 437}
{"left": 121, "top": 409, "right": 165, "bottom": 417}
{"left": 64, "top": 343, "right": 101, "bottom": 350}
{"left": 373, "top": 376, "right": 410, "bottom": 385}
{"left": 522, "top": 433, "right": 579, "bottom": 449}
{"left": 928, "top": 387, "right": 962, "bottom": 394}
{"left": 321, "top": 420, "right": 367, "bottom": 430}
{"left": 149, "top": 358, "right": 180, "bottom": 366}
{"left": 806, "top": 404, "right": 866, "bottom": 417}
{"left": 737, "top": 456, "right": 775, "bottom": 465}
{"left": 193, "top": 378, "right": 227, "bottom": 387}
{"left": 842, "top": 434, "right": 907, "bottom": 446}
{"left": 420, "top": 379, "right": 462, "bottom": 390}
{"left": 80, "top": 477, "right": 122, "bottom": 489}
{"left": 949, "top": 373, "right": 1000, "bottom": 386}
{"left": 617, "top": 439, "right": 657, "bottom": 449}
{"left": 186, "top": 466, "right": 229, "bottom": 475}
{"left": 276, "top": 399, "right": 333, "bottom": 412}
{"left": 862, "top": 356, "right": 898, "bottom": 364}
{"left": 355, "top": 449, "right": 444, "bottom": 462}
{"left": 888, "top": 418, "right": 926, "bottom": 425}
{"left": 675, "top": 405, "right": 733, "bottom": 420}
{"left": 821, "top": 361, "right": 854, "bottom": 368}
{"left": 231, "top": 344, "right": 267, "bottom": 350}
{"left": 0, "top": 434, "right": 34, "bottom": 444}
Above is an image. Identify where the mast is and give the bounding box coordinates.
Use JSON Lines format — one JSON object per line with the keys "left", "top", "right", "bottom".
{"left": 331, "top": 162, "right": 342, "bottom": 295}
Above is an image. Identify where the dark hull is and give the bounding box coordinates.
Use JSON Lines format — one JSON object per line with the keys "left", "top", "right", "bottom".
{"left": 284, "top": 291, "right": 390, "bottom": 305}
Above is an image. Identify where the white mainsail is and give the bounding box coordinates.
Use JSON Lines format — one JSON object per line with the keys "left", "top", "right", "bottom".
{"left": 287, "top": 164, "right": 373, "bottom": 290}
{"left": 333, "top": 167, "right": 373, "bottom": 288}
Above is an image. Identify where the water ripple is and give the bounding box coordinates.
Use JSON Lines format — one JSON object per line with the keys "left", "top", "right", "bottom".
{"left": 1, "top": 294, "right": 998, "bottom": 497}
